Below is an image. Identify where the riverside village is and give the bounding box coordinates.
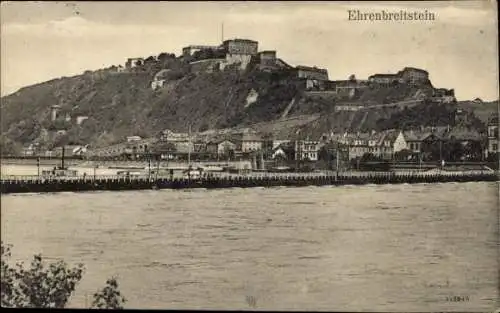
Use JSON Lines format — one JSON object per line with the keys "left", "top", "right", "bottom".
{"left": 1, "top": 36, "right": 499, "bottom": 192}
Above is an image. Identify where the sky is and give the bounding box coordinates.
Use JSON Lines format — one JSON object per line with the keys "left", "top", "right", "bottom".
{"left": 1, "top": 1, "right": 498, "bottom": 100}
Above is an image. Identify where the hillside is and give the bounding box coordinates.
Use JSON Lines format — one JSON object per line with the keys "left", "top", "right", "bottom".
{"left": 1, "top": 56, "right": 497, "bottom": 153}
{"left": 457, "top": 100, "right": 499, "bottom": 124}
{"left": 276, "top": 100, "right": 481, "bottom": 141}
{"left": 1, "top": 62, "right": 302, "bottom": 150}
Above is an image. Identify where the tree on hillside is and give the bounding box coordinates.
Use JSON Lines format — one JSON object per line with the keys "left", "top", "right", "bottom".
{"left": 394, "top": 148, "right": 413, "bottom": 161}
{"left": 158, "top": 53, "right": 175, "bottom": 62}
{"left": 360, "top": 152, "right": 381, "bottom": 162}
{"left": 192, "top": 49, "right": 218, "bottom": 61}
{"left": 7, "top": 119, "right": 42, "bottom": 143}
{"left": 0, "top": 136, "right": 22, "bottom": 156}
{"left": 348, "top": 74, "right": 356, "bottom": 82}
{"left": 144, "top": 56, "right": 156, "bottom": 65}
{"left": 1, "top": 242, "right": 126, "bottom": 309}
{"left": 51, "top": 134, "right": 70, "bottom": 149}
{"left": 462, "top": 140, "right": 484, "bottom": 161}
{"left": 443, "top": 139, "right": 465, "bottom": 161}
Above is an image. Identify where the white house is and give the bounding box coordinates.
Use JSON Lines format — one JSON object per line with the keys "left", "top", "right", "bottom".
{"left": 126, "top": 136, "right": 142, "bottom": 143}
{"left": 294, "top": 140, "right": 323, "bottom": 161}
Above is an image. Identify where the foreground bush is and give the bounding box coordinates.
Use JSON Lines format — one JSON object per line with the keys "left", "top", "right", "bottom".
{"left": 1, "top": 241, "right": 126, "bottom": 309}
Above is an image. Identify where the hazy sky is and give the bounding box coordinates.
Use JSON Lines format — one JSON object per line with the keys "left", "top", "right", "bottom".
{"left": 1, "top": 1, "right": 498, "bottom": 100}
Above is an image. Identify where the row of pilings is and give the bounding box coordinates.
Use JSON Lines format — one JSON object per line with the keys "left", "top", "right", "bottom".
{"left": 1, "top": 172, "right": 498, "bottom": 194}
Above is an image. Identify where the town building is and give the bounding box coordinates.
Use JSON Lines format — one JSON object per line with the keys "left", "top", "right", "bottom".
{"left": 275, "top": 58, "right": 293, "bottom": 69}
{"left": 270, "top": 139, "right": 292, "bottom": 150}
{"left": 368, "top": 74, "right": 402, "bottom": 85}
{"left": 419, "top": 132, "right": 446, "bottom": 161}
{"left": 206, "top": 139, "right": 236, "bottom": 157}
{"left": 271, "top": 142, "right": 295, "bottom": 160}
{"left": 50, "top": 105, "right": 61, "bottom": 122}
{"left": 125, "top": 139, "right": 151, "bottom": 155}
{"left": 486, "top": 114, "right": 498, "bottom": 157}
{"left": 294, "top": 140, "right": 323, "bottom": 161}
{"left": 444, "top": 126, "right": 484, "bottom": 160}
{"left": 454, "top": 108, "right": 469, "bottom": 124}
{"left": 433, "top": 88, "right": 455, "bottom": 98}
{"left": 192, "top": 141, "right": 207, "bottom": 154}
{"left": 342, "top": 133, "right": 371, "bottom": 159}
{"left": 221, "top": 38, "right": 259, "bottom": 70}
{"left": 368, "top": 67, "right": 429, "bottom": 86}
{"left": 53, "top": 145, "right": 86, "bottom": 158}
{"left": 158, "top": 129, "right": 192, "bottom": 153}
{"left": 331, "top": 130, "right": 406, "bottom": 160}
{"left": 182, "top": 45, "right": 222, "bottom": 57}
{"left": 334, "top": 103, "right": 365, "bottom": 112}
{"left": 150, "top": 69, "right": 171, "bottom": 90}
{"left": 222, "top": 39, "right": 258, "bottom": 55}
{"left": 190, "top": 59, "right": 224, "bottom": 74}
{"left": 403, "top": 130, "right": 428, "bottom": 153}
{"left": 158, "top": 129, "right": 189, "bottom": 142}
{"left": 125, "top": 58, "right": 144, "bottom": 69}
{"left": 233, "top": 132, "right": 263, "bottom": 153}
{"left": 329, "top": 80, "right": 368, "bottom": 98}
{"left": 21, "top": 144, "right": 36, "bottom": 157}
{"left": 151, "top": 141, "right": 176, "bottom": 160}
{"left": 257, "top": 50, "right": 277, "bottom": 71}
{"left": 295, "top": 66, "right": 329, "bottom": 81}
{"left": 399, "top": 67, "right": 429, "bottom": 85}
{"left": 72, "top": 146, "right": 88, "bottom": 157}
{"left": 376, "top": 130, "right": 407, "bottom": 160}
{"left": 116, "top": 65, "right": 126, "bottom": 73}
{"left": 126, "top": 136, "right": 142, "bottom": 143}
{"left": 76, "top": 116, "right": 89, "bottom": 125}
{"left": 403, "top": 127, "right": 449, "bottom": 157}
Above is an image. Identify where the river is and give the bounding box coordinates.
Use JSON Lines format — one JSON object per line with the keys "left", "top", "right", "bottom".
{"left": 1, "top": 182, "right": 498, "bottom": 310}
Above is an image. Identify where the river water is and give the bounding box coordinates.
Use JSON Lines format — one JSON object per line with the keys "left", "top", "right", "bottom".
{"left": 1, "top": 182, "right": 498, "bottom": 311}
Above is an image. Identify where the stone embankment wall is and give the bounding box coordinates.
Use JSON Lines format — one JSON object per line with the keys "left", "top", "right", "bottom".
{"left": 1, "top": 171, "right": 497, "bottom": 194}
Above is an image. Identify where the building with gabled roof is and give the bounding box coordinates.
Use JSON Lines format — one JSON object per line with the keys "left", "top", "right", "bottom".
{"left": 232, "top": 132, "right": 264, "bottom": 153}
{"left": 206, "top": 139, "right": 236, "bottom": 157}
{"left": 295, "top": 65, "right": 329, "bottom": 81}
{"left": 271, "top": 141, "right": 295, "bottom": 160}
{"left": 487, "top": 113, "right": 499, "bottom": 157}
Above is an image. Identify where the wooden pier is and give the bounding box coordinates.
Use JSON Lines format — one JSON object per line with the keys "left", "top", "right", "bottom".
{"left": 1, "top": 171, "right": 498, "bottom": 194}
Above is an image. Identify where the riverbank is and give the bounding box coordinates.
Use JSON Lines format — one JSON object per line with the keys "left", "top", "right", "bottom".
{"left": 0, "top": 157, "right": 252, "bottom": 170}
{"left": 1, "top": 171, "right": 497, "bottom": 194}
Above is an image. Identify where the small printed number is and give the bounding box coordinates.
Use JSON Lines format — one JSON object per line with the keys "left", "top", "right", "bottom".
{"left": 446, "top": 295, "right": 470, "bottom": 302}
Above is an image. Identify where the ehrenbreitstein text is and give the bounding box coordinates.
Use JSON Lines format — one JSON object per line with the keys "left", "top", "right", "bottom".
{"left": 348, "top": 10, "right": 436, "bottom": 21}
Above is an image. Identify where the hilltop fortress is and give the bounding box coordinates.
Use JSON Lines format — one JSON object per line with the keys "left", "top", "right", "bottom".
{"left": 180, "top": 38, "right": 330, "bottom": 82}
{"left": 124, "top": 38, "right": 331, "bottom": 91}
{"left": 126, "top": 37, "right": 455, "bottom": 109}
{"left": 36, "top": 37, "right": 458, "bottom": 143}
